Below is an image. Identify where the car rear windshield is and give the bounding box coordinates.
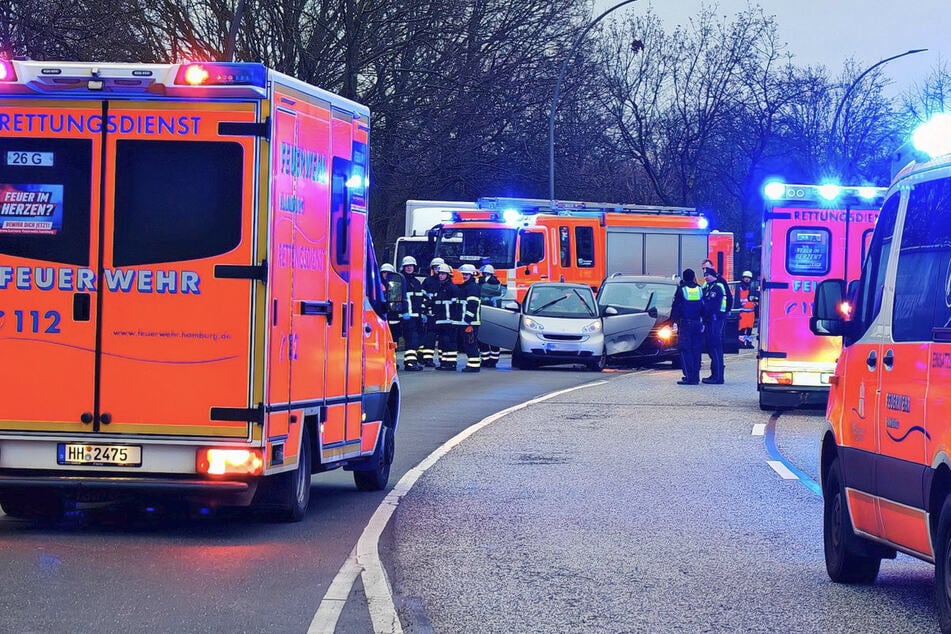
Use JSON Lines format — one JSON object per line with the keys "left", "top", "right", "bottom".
{"left": 525, "top": 286, "right": 597, "bottom": 317}
{"left": 598, "top": 281, "right": 675, "bottom": 314}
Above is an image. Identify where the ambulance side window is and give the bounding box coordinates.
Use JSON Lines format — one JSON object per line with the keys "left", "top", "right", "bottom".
{"left": 330, "top": 157, "right": 352, "bottom": 280}
{"left": 559, "top": 226, "right": 571, "bottom": 268}
{"left": 852, "top": 195, "right": 898, "bottom": 335}
{"left": 365, "top": 238, "right": 387, "bottom": 318}
{"left": 113, "top": 140, "right": 242, "bottom": 266}
{"left": 0, "top": 138, "right": 92, "bottom": 266}
{"left": 892, "top": 179, "right": 951, "bottom": 341}
{"left": 518, "top": 231, "right": 544, "bottom": 265}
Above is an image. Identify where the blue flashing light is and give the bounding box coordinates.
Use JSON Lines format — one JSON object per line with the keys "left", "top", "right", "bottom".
{"left": 763, "top": 181, "right": 785, "bottom": 200}
{"left": 346, "top": 172, "right": 364, "bottom": 189}
{"left": 502, "top": 208, "right": 521, "bottom": 225}
{"left": 912, "top": 113, "right": 951, "bottom": 159}
{"left": 857, "top": 187, "right": 879, "bottom": 200}
{"left": 697, "top": 216, "right": 709, "bottom": 230}
{"left": 174, "top": 62, "right": 266, "bottom": 87}
{"left": 818, "top": 184, "right": 841, "bottom": 201}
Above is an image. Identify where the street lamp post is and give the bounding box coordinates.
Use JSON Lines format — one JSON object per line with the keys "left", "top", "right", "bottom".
{"left": 548, "top": 0, "right": 640, "bottom": 203}
{"left": 830, "top": 48, "right": 927, "bottom": 164}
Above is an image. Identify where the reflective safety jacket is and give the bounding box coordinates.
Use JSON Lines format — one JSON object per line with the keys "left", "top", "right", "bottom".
{"left": 404, "top": 274, "right": 427, "bottom": 317}
{"left": 431, "top": 278, "right": 460, "bottom": 325}
{"left": 703, "top": 281, "right": 728, "bottom": 318}
{"left": 457, "top": 278, "right": 482, "bottom": 326}
{"left": 671, "top": 283, "right": 703, "bottom": 321}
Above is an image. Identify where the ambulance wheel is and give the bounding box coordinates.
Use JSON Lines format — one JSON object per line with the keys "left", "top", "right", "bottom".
{"left": 936, "top": 496, "right": 951, "bottom": 631}
{"left": 354, "top": 416, "right": 394, "bottom": 492}
{"left": 0, "top": 489, "right": 63, "bottom": 522}
{"left": 271, "top": 425, "right": 312, "bottom": 523}
{"left": 823, "top": 458, "right": 880, "bottom": 584}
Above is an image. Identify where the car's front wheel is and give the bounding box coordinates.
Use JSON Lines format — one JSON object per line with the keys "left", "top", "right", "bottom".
{"left": 511, "top": 339, "right": 534, "bottom": 370}
{"left": 587, "top": 349, "right": 606, "bottom": 371}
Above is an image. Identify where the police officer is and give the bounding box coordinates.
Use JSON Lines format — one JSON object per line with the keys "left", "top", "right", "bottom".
{"left": 671, "top": 268, "right": 703, "bottom": 385}
{"left": 457, "top": 264, "right": 482, "bottom": 372}
{"left": 380, "top": 263, "right": 406, "bottom": 344}
{"left": 478, "top": 264, "right": 504, "bottom": 368}
{"left": 400, "top": 256, "right": 426, "bottom": 371}
{"left": 432, "top": 263, "right": 460, "bottom": 371}
{"left": 420, "top": 257, "right": 445, "bottom": 367}
{"left": 702, "top": 267, "right": 728, "bottom": 384}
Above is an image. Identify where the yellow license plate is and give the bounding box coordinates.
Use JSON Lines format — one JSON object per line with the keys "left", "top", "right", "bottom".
{"left": 58, "top": 443, "right": 142, "bottom": 467}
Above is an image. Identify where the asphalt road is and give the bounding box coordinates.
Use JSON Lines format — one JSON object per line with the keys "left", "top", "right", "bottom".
{"left": 0, "top": 356, "right": 602, "bottom": 633}
{"left": 384, "top": 354, "right": 937, "bottom": 633}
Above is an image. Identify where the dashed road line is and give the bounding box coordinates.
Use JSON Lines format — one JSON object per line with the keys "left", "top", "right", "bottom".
{"left": 308, "top": 379, "right": 609, "bottom": 634}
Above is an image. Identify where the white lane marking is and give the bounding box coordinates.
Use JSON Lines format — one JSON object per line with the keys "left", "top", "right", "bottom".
{"left": 751, "top": 423, "right": 766, "bottom": 436}
{"left": 309, "top": 379, "right": 609, "bottom": 634}
{"left": 767, "top": 460, "right": 799, "bottom": 480}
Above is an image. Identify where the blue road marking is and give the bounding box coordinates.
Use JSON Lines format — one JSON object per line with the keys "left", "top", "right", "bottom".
{"left": 764, "top": 413, "right": 821, "bottom": 496}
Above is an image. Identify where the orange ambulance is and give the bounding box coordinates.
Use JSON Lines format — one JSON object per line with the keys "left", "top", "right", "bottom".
{"left": 0, "top": 60, "right": 399, "bottom": 521}
{"left": 811, "top": 113, "right": 951, "bottom": 630}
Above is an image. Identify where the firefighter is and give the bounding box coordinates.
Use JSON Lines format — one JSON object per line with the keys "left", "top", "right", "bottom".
{"left": 478, "top": 264, "right": 504, "bottom": 368}
{"left": 457, "top": 264, "right": 483, "bottom": 372}
{"left": 400, "top": 256, "right": 426, "bottom": 371}
{"left": 432, "top": 263, "right": 460, "bottom": 371}
{"left": 380, "top": 263, "right": 406, "bottom": 344}
{"left": 419, "top": 257, "right": 445, "bottom": 367}
{"left": 671, "top": 268, "right": 703, "bottom": 385}
{"left": 735, "top": 270, "right": 757, "bottom": 349}
{"left": 701, "top": 267, "right": 729, "bottom": 384}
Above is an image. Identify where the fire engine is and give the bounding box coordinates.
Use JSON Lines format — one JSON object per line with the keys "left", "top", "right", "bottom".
{"left": 427, "top": 197, "right": 734, "bottom": 299}
{"left": 757, "top": 182, "right": 884, "bottom": 410}
{"left": 0, "top": 60, "right": 400, "bottom": 521}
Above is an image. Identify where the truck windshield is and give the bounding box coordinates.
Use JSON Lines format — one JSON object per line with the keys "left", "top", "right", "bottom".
{"left": 434, "top": 227, "right": 516, "bottom": 269}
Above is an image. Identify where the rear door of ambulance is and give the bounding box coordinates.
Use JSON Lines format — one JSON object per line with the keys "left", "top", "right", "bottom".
{"left": 0, "top": 65, "right": 260, "bottom": 443}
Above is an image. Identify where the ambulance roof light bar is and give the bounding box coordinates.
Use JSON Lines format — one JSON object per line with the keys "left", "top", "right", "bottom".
{"left": 762, "top": 181, "right": 887, "bottom": 204}
{"left": 0, "top": 60, "right": 17, "bottom": 82}
{"left": 173, "top": 62, "right": 266, "bottom": 87}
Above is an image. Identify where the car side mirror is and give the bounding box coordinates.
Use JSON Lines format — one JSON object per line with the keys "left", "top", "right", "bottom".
{"left": 647, "top": 307, "right": 658, "bottom": 319}
{"left": 502, "top": 300, "right": 520, "bottom": 311}
{"left": 602, "top": 306, "right": 619, "bottom": 316}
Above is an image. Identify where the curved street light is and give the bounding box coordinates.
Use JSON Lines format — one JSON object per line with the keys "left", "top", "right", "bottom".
{"left": 548, "top": 0, "right": 640, "bottom": 203}
{"left": 830, "top": 48, "right": 927, "bottom": 151}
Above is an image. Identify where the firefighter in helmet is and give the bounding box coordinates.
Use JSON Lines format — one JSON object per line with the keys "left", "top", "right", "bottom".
{"left": 457, "top": 264, "right": 482, "bottom": 372}
{"left": 420, "top": 257, "right": 445, "bottom": 367}
{"left": 431, "top": 263, "right": 460, "bottom": 371}
{"left": 478, "top": 264, "right": 504, "bottom": 367}
{"left": 400, "top": 256, "right": 426, "bottom": 371}
{"left": 735, "top": 270, "right": 758, "bottom": 349}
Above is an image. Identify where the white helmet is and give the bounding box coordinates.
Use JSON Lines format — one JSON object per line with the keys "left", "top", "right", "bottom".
{"left": 401, "top": 256, "right": 417, "bottom": 267}
{"left": 481, "top": 264, "right": 496, "bottom": 274}
{"left": 459, "top": 264, "right": 477, "bottom": 275}
{"left": 430, "top": 257, "right": 445, "bottom": 269}
{"left": 742, "top": 270, "right": 753, "bottom": 278}
{"left": 436, "top": 263, "right": 452, "bottom": 274}
{"left": 381, "top": 263, "right": 397, "bottom": 273}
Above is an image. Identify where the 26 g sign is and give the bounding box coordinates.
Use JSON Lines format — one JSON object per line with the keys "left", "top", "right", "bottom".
{"left": 6, "top": 151, "right": 54, "bottom": 166}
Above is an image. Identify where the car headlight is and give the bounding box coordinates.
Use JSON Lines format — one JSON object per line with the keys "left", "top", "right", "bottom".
{"left": 581, "top": 320, "right": 601, "bottom": 334}
{"left": 657, "top": 325, "right": 673, "bottom": 340}
{"left": 523, "top": 317, "right": 544, "bottom": 331}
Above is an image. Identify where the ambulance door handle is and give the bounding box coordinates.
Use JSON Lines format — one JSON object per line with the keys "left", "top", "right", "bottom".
{"left": 866, "top": 350, "right": 877, "bottom": 370}
{"left": 73, "top": 293, "right": 91, "bottom": 321}
{"left": 883, "top": 349, "right": 894, "bottom": 371}
{"left": 341, "top": 304, "right": 348, "bottom": 336}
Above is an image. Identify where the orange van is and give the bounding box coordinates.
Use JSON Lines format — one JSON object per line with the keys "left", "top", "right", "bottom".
{"left": 0, "top": 60, "right": 399, "bottom": 521}
{"left": 811, "top": 114, "right": 951, "bottom": 629}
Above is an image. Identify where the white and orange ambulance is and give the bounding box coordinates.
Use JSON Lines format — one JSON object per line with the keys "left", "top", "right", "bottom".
{"left": 810, "top": 113, "right": 951, "bottom": 630}
{"left": 0, "top": 60, "right": 399, "bottom": 521}
{"left": 757, "top": 182, "right": 885, "bottom": 411}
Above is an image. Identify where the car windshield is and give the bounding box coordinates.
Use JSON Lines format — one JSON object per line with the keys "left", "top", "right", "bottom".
{"left": 525, "top": 286, "right": 598, "bottom": 318}
{"left": 434, "top": 227, "right": 517, "bottom": 269}
{"left": 598, "top": 281, "right": 676, "bottom": 316}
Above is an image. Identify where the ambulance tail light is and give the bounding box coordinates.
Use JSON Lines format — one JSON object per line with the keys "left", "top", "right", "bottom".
{"left": 0, "top": 60, "right": 17, "bottom": 82}
{"left": 197, "top": 448, "right": 264, "bottom": 476}
{"left": 174, "top": 62, "right": 266, "bottom": 88}
{"left": 761, "top": 371, "right": 793, "bottom": 385}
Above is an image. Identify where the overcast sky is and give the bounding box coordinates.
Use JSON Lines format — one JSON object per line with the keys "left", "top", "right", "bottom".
{"left": 595, "top": 0, "right": 949, "bottom": 94}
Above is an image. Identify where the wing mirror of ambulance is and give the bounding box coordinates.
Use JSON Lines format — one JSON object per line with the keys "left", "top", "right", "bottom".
{"left": 809, "top": 279, "right": 850, "bottom": 337}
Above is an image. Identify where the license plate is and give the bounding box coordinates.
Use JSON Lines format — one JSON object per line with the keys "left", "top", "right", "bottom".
{"left": 57, "top": 443, "right": 142, "bottom": 467}
{"left": 545, "top": 342, "right": 576, "bottom": 352}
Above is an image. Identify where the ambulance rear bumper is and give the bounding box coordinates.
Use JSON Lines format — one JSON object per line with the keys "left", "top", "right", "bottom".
{"left": 0, "top": 473, "right": 256, "bottom": 505}
{"left": 759, "top": 385, "right": 829, "bottom": 410}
